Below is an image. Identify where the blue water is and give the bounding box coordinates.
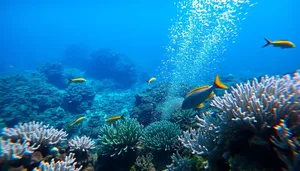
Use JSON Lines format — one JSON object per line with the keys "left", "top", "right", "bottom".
{"left": 221, "top": 0, "right": 300, "bottom": 77}
{"left": 0, "top": 1, "right": 299, "bottom": 170}
{"left": 0, "top": 0, "right": 175, "bottom": 73}
{"left": 1, "top": 0, "right": 299, "bottom": 77}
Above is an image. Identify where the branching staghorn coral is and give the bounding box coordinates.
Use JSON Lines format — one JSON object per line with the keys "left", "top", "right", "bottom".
{"left": 2, "top": 121, "right": 68, "bottom": 146}
{"left": 179, "top": 111, "right": 220, "bottom": 157}
{"left": 144, "top": 120, "right": 181, "bottom": 151}
{"left": 270, "top": 119, "right": 300, "bottom": 171}
{"left": 33, "top": 153, "right": 83, "bottom": 171}
{"left": 69, "top": 135, "right": 95, "bottom": 152}
{"left": 0, "top": 138, "right": 39, "bottom": 162}
{"left": 98, "top": 118, "right": 143, "bottom": 157}
{"left": 211, "top": 70, "right": 300, "bottom": 132}
{"left": 165, "top": 152, "right": 193, "bottom": 171}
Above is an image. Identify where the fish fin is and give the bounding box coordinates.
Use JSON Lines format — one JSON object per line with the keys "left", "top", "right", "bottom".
{"left": 67, "top": 124, "right": 73, "bottom": 129}
{"left": 262, "top": 38, "right": 272, "bottom": 48}
{"left": 186, "top": 86, "right": 210, "bottom": 97}
{"left": 68, "top": 78, "right": 72, "bottom": 84}
{"left": 207, "top": 91, "right": 215, "bottom": 99}
{"left": 214, "top": 75, "right": 228, "bottom": 89}
{"left": 120, "top": 113, "right": 125, "bottom": 120}
{"left": 196, "top": 103, "right": 204, "bottom": 108}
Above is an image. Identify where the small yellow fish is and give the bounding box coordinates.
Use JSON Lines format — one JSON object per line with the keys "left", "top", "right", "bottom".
{"left": 262, "top": 38, "right": 295, "bottom": 49}
{"left": 181, "top": 75, "right": 228, "bottom": 110}
{"left": 106, "top": 113, "right": 125, "bottom": 123}
{"left": 68, "top": 116, "right": 86, "bottom": 129}
{"left": 68, "top": 78, "right": 86, "bottom": 84}
{"left": 147, "top": 77, "right": 157, "bottom": 85}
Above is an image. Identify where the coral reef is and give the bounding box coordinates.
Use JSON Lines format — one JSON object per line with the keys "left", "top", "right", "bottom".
{"left": 211, "top": 70, "right": 300, "bottom": 133}
{"left": 2, "top": 121, "right": 68, "bottom": 147}
{"left": 143, "top": 121, "right": 181, "bottom": 151}
{"left": 131, "top": 83, "right": 187, "bottom": 126}
{"left": 92, "top": 89, "right": 136, "bottom": 116}
{"left": 130, "top": 153, "right": 155, "bottom": 171}
{"left": 68, "top": 136, "right": 95, "bottom": 169}
{"left": 165, "top": 152, "right": 193, "bottom": 171}
{"left": 37, "top": 63, "right": 66, "bottom": 89}
{"left": 159, "top": 97, "right": 184, "bottom": 120}
{"left": 178, "top": 71, "right": 300, "bottom": 170}
{"left": 0, "top": 73, "right": 63, "bottom": 126}
{"left": 77, "top": 110, "right": 107, "bottom": 139}
{"left": 170, "top": 109, "right": 198, "bottom": 130}
{"left": 1, "top": 121, "right": 95, "bottom": 170}
{"left": 63, "top": 84, "right": 96, "bottom": 114}
{"left": 98, "top": 118, "right": 144, "bottom": 157}
{"left": 33, "top": 153, "right": 83, "bottom": 171}
{"left": 69, "top": 136, "right": 95, "bottom": 152}
{"left": 0, "top": 138, "right": 39, "bottom": 162}
{"left": 179, "top": 112, "right": 220, "bottom": 157}
{"left": 270, "top": 119, "right": 300, "bottom": 171}
{"left": 87, "top": 49, "right": 137, "bottom": 89}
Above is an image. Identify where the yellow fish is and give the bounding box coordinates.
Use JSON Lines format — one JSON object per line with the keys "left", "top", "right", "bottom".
{"left": 68, "top": 78, "right": 86, "bottom": 84}
{"left": 147, "top": 77, "right": 156, "bottom": 85}
{"left": 68, "top": 116, "right": 86, "bottom": 129}
{"left": 181, "top": 75, "right": 228, "bottom": 110}
{"left": 262, "top": 38, "right": 295, "bottom": 49}
{"left": 106, "top": 113, "right": 125, "bottom": 123}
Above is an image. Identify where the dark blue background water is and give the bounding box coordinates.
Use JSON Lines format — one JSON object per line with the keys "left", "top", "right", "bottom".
{"left": 0, "top": 0, "right": 299, "bottom": 78}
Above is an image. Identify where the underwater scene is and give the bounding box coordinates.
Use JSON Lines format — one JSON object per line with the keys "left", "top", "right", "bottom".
{"left": 0, "top": 0, "right": 299, "bottom": 171}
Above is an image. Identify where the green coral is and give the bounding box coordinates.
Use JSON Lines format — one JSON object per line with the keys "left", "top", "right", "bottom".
{"left": 165, "top": 152, "right": 192, "bottom": 171}
{"left": 166, "top": 154, "right": 207, "bottom": 171}
{"left": 170, "top": 109, "right": 197, "bottom": 130}
{"left": 131, "top": 153, "right": 155, "bottom": 171}
{"left": 98, "top": 118, "right": 144, "bottom": 157}
{"left": 143, "top": 121, "right": 181, "bottom": 151}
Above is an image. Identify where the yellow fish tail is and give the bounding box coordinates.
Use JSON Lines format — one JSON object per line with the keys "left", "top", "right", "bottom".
{"left": 120, "top": 113, "right": 125, "bottom": 120}
{"left": 214, "top": 75, "right": 228, "bottom": 89}
{"left": 68, "top": 78, "right": 72, "bottom": 84}
{"left": 262, "top": 38, "right": 272, "bottom": 48}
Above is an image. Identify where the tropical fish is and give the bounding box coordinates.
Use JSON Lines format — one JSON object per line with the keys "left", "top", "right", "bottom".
{"left": 262, "top": 38, "right": 295, "bottom": 49}
{"left": 106, "top": 113, "right": 125, "bottom": 123}
{"left": 181, "top": 75, "right": 228, "bottom": 110}
{"left": 147, "top": 77, "right": 157, "bottom": 85}
{"left": 68, "top": 78, "right": 86, "bottom": 84}
{"left": 68, "top": 116, "right": 86, "bottom": 129}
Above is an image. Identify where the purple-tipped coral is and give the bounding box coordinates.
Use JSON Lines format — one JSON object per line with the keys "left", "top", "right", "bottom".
{"left": 68, "top": 136, "right": 95, "bottom": 152}
{"left": 179, "top": 112, "right": 220, "bottom": 157}
{"left": 211, "top": 70, "right": 300, "bottom": 132}
{"left": 270, "top": 119, "right": 300, "bottom": 171}
{"left": 33, "top": 153, "right": 83, "bottom": 171}
{"left": 0, "top": 138, "right": 39, "bottom": 162}
{"left": 2, "top": 121, "right": 68, "bottom": 146}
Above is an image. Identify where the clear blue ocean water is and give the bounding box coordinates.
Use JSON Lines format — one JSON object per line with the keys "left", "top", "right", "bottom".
{"left": 1, "top": 0, "right": 298, "bottom": 78}
{"left": 0, "top": 1, "right": 299, "bottom": 171}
